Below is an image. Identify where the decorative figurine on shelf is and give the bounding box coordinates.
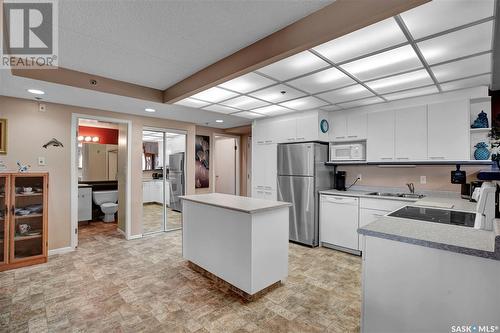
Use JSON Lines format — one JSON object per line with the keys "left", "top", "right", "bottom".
{"left": 471, "top": 111, "right": 489, "bottom": 128}
{"left": 17, "top": 161, "right": 30, "bottom": 173}
{"left": 474, "top": 142, "right": 490, "bottom": 160}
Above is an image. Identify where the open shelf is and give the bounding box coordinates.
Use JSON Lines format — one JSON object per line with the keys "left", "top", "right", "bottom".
{"left": 15, "top": 193, "right": 43, "bottom": 197}
{"left": 14, "top": 233, "right": 42, "bottom": 241}
{"left": 470, "top": 128, "right": 491, "bottom": 132}
{"left": 14, "top": 213, "right": 43, "bottom": 220}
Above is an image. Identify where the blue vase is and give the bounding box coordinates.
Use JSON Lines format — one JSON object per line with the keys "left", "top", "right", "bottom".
{"left": 474, "top": 142, "right": 490, "bottom": 160}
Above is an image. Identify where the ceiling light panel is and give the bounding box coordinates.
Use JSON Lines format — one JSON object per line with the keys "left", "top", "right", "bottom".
{"left": 174, "top": 97, "right": 211, "bottom": 108}
{"left": 220, "top": 95, "right": 269, "bottom": 110}
{"left": 313, "top": 18, "right": 407, "bottom": 63}
{"left": 251, "top": 105, "right": 295, "bottom": 116}
{"left": 218, "top": 72, "right": 276, "bottom": 93}
{"left": 191, "top": 86, "right": 239, "bottom": 103}
{"left": 256, "top": 51, "right": 330, "bottom": 81}
{"left": 317, "top": 84, "right": 374, "bottom": 104}
{"left": 400, "top": 0, "right": 495, "bottom": 39}
{"left": 383, "top": 85, "right": 439, "bottom": 101}
{"left": 287, "top": 67, "right": 355, "bottom": 94}
{"left": 279, "top": 96, "right": 328, "bottom": 111}
{"left": 232, "top": 111, "right": 265, "bottom": 119}
{"left": 202, "top": 104, "right": 240, "bottom": 114}
{"left": 366, "top": 69, "right": 433, "bottom": 94}
{"left": 340, "top": 45, "right": 422, "bottom": 81}
{"left": 248, "top": 84, "right": 306, "bottom": 103}
{"left": 431, "top": 53, "right": 491, "bottom": 82}
{"left": 417, "top": 21, "right": 493, "bottom": 65}
{"left": 337, "top": 97, "right": 385, "bottom": 109}
{"left": 440, "top": 74, "right": 491, "bottom": 92}
{"left": 320, "top": 105, "right": 342, "bottom": 111}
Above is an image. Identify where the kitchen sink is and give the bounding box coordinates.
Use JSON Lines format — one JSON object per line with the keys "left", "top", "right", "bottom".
{"left": 366, "top": 192, "right": 425, "bottom": 199}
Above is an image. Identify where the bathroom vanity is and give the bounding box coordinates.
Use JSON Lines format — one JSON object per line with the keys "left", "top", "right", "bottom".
{"left": 0, "top": 172, "right": 48, "bottom": 272}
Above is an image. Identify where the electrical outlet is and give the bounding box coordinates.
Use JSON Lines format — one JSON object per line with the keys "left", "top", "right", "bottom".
{"left": 357, "top": 174, "right": 362, "bottom": 181}
{"left": 38, "top": 157, "right": 46, "bottom": 166}
{"left": 420, "top": 176, "right": 427, "bottom": 184}
{"left": 38, "top": 103, "right": 46, "bottom": 112}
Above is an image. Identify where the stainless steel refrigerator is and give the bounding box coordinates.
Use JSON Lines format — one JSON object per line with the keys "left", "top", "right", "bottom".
{"left": 168, "top": 152, "right": 184, "bottom": 212}
{"left": 277, "top": 142, "right": 332, "bottom": 247}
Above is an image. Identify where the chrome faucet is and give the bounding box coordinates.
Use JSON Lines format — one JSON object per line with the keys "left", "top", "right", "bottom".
{"left": 406, "top": 183, "right": 415, "bottom": 194}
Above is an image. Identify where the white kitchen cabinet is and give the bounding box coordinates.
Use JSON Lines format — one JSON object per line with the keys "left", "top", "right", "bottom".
{"left": 296, "top": 112, "right": 319, "bottom": 142}
{"left": 142, "top": 180, "right": 163, "bottom": 204}
{"left": 252, "top": 188, "right": 277, "bottom": 201}
{"left": 252, "top": 143, "right": 277, "bottom": 198}
{"left": 78, "top": 187, "right": 92, "bottom": 221}
{"left": 347, "top": 113, "right": 367, "bottom": 140}
{"left": 330, "top": 112, "right": 347, "bottom": 141}
{"left": 253, "top": 119, "right": 276, "bottom": 144}
{"left": 274, "top": 116, "right": 297, "bottom": 143}
{"left": 427, "top": 99, "right": 469, "bottom": 161}
{"left": 319, "top": 195, "right": 359, "bottom": 251}
{"left": 367, "top": 110, "right": 395, "bottom": 162}
{"left": 394, "top": 106, "right": 427, "bottom": 161}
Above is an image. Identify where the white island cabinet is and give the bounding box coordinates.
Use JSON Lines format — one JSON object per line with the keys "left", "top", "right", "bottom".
{"left": 180, "top": 193, "right": 291, "bottom": 299}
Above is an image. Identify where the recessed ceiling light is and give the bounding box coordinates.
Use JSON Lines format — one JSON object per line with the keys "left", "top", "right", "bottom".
{"left": 27, "top": 89, "right": 45, "bottom": 95}
{"left": 215, "top": 120, "right": 224, "bottom": 123}
{"left": 145, "top": 108, "right": 156, "bottom": 113}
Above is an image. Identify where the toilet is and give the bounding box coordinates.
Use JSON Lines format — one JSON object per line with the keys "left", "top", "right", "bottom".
{"left": 92, "top": 190, "right": 118, "bottom": 222}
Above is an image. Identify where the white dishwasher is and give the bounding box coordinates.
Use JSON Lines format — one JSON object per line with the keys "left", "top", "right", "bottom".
{"left": 319, "top": 195, "right": 359, "bottom": 252}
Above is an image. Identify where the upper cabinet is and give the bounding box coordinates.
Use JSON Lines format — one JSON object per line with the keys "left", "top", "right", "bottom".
{"left": 427, "top": 100, "right": 469, "bottom": 161}
{"left": 367, "top": 110, "right": 395, "bottom": 162}
{"left": 329, "top": 112, "right": 367, "bottom": 141}
{"left": 394, "top": 106, "right": 428, "bottom": 161}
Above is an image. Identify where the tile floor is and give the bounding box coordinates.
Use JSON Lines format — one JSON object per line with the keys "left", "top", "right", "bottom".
{"left": 142, "top": 204, "right": 183, "bottom": 234}
{"left": 0, "top": 222, "right": 361, "bottom": 332}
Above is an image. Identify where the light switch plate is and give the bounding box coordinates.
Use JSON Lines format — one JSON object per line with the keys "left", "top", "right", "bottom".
{"left": 38, "top": 157, "right": 46, "bottom": 166}
{"left": 420, "top": 176, "right": 427, "bottom": 184}
{"left": 38, "top": 103, "right": 47, "bottom": 112}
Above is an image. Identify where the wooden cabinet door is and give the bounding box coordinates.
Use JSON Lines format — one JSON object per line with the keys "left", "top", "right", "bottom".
{"left": 10, "top": 174, "right": 48, "bottom": 263}
{"left": 367, "top": 110, "right": 395, "bottom": 162}
{"left": 427, "top": 100, "right": 469, "bottom": 161}
{"left": 394, "top": 106, "right": 428, "bottom": 161}
{"left": 0, "top": 176, "right": 9, "bottom": 267}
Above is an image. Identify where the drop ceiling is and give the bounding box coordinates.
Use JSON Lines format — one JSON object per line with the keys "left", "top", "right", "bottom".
{"left": 175, "top": 0, "right": 495, "bottom": 118}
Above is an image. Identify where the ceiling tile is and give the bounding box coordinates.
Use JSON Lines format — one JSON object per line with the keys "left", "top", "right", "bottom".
{"left": 287, "top": 67, "right": 355, "bottom": 94}
{"left": 417, "top": 21, "right": 493, "bottom": 65}
{"left": 400, "top": 0, "right": 495, "bottom": 39}
{"left": 220, "top": 95, "right": 269, "bottom": 110}
{"left": 174, "top": 97, "right": 211, "bottom": 108}
{"left": 191, "top": 87, "right": 239, "bottom": 103}
{"left": 366, "top": 69, "right": 433, "bottom": 94}
{"left": 316, "top": 84, "right": 374, "bottom": 104}
{"left": 218, "top": 72, "right": 276, "bottom": 93}
{"left": 231, "top": 111, "right": 265, "bottom": 119}
{"left": 431, "top": 53, "right": 492, "bottom": 82}
{"left": 279, "top": 96, "right": 328, "bottom": 111}
{"left": 313, "top": 18, "right": 407, "bottom": 63}
{"left": 337, "top": 97, "right": 384, "bottom": 109}
{"left": 248, "top": 84, "right": 306, "bottom": 103}
{"left": 202, "top": 104, "right": 240, "bottom": 114}
{"left": 251, "top": 105, "right": 295, "bottom": 116}
{"left": 340, "top": 45, "right": 422, "bottom": 81}
{"left": 256, "top": 51, "right": 330, "bottom": 81}
{"left": 320, "top": 105, "right": 342, "bottom": 111}
{"left": 440, "top": 74, "right": 491, "bottom": 91}
{"left": 383, "top": 85, "right": 439, "bottom": 101}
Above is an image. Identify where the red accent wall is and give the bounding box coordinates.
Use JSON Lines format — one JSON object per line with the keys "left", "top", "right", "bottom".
{"left": 491, "top": 89, "right": 500, "bottom": 126}
{"left": 78, "top": 126, "right": 119, "bottom": 145}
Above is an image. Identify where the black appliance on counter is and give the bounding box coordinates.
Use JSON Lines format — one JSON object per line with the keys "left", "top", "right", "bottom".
{"left": 334, "top": 171, "right": 346, "bottom": 191}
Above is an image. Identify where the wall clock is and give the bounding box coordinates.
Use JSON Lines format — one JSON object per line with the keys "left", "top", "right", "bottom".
{"left": 320, "top": 119, "right": 329, "bottom": 133}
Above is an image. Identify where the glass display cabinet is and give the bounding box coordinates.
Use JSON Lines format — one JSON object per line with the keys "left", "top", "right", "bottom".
{"left": 0, "top": 173, "right": 48, "bottom": 272}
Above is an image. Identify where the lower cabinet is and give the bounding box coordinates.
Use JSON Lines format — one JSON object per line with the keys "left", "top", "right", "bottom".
{"left": 319, "top": 195, "right": 359, "bottom": 251}
{"left": 78, "top": 187, "right": 92, "bottom": 221}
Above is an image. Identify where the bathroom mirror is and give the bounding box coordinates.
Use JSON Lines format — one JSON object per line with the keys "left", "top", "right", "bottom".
{"left": 79, "top": 143, "right": 119, "bottom": 181}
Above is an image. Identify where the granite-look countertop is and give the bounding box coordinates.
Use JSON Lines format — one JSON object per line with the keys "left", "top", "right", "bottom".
{"left": 179, "top": 193, "right": 292, "bottom": 214}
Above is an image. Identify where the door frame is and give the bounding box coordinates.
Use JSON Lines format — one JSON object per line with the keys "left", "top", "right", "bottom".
{"left": 213, "top": 133, "right": 240, "bottom": 195}
{"left": 142, "top": 126, "right": 187, "bottom": 234}
{"left": 70, "top": 113, "right": 132, "bottom": 248}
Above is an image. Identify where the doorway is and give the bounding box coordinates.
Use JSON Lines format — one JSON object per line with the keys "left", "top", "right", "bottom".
{"left": 142, "top": 128, "right": 186, "bottom": 234}
{"left": 214, "top": 135, "right": 240, "bottom": 195}
{"left": 70, "top": 115, "right": 132, "bottom": 249}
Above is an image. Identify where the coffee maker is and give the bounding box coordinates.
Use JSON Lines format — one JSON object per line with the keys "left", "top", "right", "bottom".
{"left": 334, "top": 171, "right": 346, "bottom": 191}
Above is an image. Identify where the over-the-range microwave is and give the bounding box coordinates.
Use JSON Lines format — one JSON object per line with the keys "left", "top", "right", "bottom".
{"left": 330, "top": 143, "right": 366, "bottom": 161}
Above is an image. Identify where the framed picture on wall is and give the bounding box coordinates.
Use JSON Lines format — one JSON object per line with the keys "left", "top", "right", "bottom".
{"left": 195, "top": 135, "right": 210, "bottom": 188}
{"left": 0, "top": 119, "right": 7, "bottom": 154}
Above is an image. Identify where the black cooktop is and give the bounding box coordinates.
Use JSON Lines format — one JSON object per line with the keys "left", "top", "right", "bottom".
{"left": 388, "top": 206, "right": 476, "bottom": 228}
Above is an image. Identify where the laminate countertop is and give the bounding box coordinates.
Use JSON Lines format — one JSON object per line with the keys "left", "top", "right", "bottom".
{"left": 179, "top": 193, "right": 291, "bottom": 214}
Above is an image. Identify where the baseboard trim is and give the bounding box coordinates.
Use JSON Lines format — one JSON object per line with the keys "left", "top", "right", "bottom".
{"left": 128, "top": 234, "right": 143, "bottom": 240}
{"left": 117, "top": 228, "right": 126, "bottom": 238}
{"left": 48, "top": 246, "right": 75, "bottom": 256}
{"left": 117, "top": 228, "right": 142, "bottom": 240}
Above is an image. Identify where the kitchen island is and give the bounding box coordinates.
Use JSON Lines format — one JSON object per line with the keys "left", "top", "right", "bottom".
{"left": 180, "top": 193, "right": 291, "bottom": 300}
